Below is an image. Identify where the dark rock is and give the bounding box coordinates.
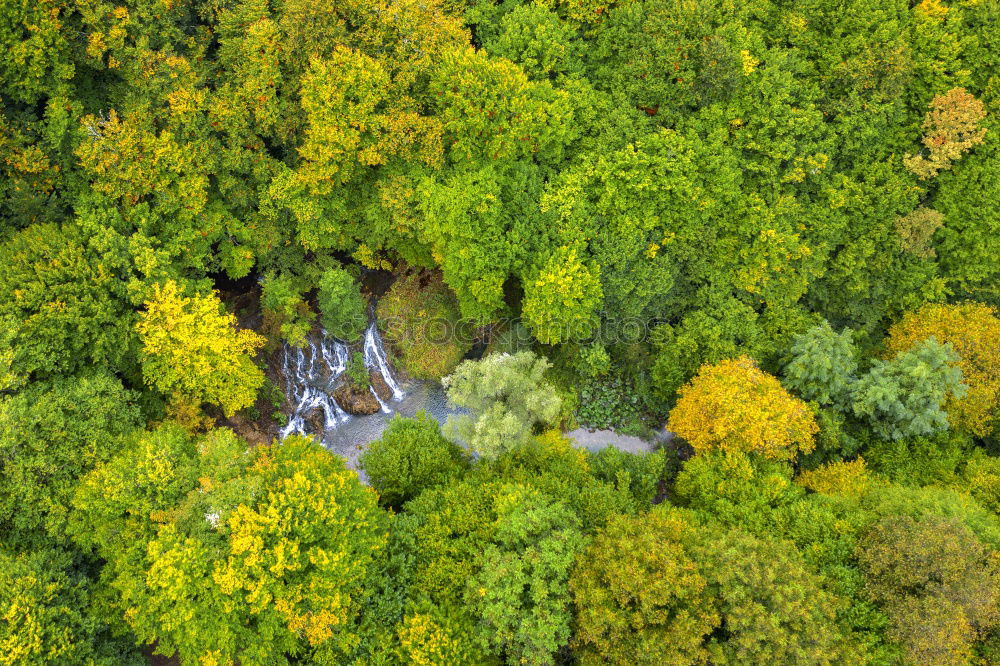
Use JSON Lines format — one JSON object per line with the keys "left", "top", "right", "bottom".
{"left": 304, "top": 407, "right": 326, "bottom": 433}
{"left": 370, "top": 370, "right": 393, "bottom": 402}
{"left": 334, "top": 384, "right": 380, "bottom": 415}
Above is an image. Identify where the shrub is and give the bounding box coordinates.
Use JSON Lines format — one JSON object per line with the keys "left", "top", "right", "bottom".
{"left": 864, "top": 431, "right": 971, "bottom": 487}
{"left": 260, "top": 272, "right": 316, "bottom": 346}
{"left": 377, "top": 272, "right": 472, "bottom": 379}
{"left": 360, "top": 413, "right": 469, "bottom": 507}
{"left": 575, "top": 342, "right": 611, "bottom": 378}
{"left": 575, "top": 376, "right": 644, "bottom": 433}
{"left": 587, "top": 447, "right": 666, "bottom": 514}
{"left": 346, "top": 351, "right": 370, "bottom": 388}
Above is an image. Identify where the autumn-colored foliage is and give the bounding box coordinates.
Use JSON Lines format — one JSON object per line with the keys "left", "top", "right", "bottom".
{"left": 394, "top": 611, "right": 483, "bottom": 665}
{"left": 70, "top": 429, "right": 389, "bottom": 664}
{"left": 886, "top": 302, "right": 1000, "bottom": 436}
{"left": 905, "top": 88, "right": 987, "bottom": 179}
{"left": 213, "top": 438, "right": 389, "bottom": 652}
{"left": 796, "top": 457, "right": 876, "bottom": 498}
{"left": 137, "top": 281, "right": 266, "bottom": 416}
{"left": 6, "top": 0, "right": 1000, "bottom": 662}
{"left": 569, "top": 507, "right": 718, "bottom": 665}
{"left": 895, "top": 207, "right": 944, "bottom": 258}
{"left": 667, "top": 356, "right": 819, "bottom": 460}
{"left": 857, "top": 514, "right": 1000, "bottom": 665}
{"left": 522, "top": 245, "right": 603, "bottom": 344}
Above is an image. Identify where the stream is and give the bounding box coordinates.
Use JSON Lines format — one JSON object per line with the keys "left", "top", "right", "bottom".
{"left": 278, "top": 318, "right": 467, "bottom": 477}
{"left": 278, "top": 318, "right": 664, "bottom": 479}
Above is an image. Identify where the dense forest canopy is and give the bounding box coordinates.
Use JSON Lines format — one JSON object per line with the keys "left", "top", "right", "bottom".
{"left": 3, "top": 0, "right": 1000, "bottom": 663}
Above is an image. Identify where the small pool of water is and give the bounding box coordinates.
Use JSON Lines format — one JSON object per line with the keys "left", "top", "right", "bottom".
{"left": 319, "top": 379, "right": 467, "bottom": 479}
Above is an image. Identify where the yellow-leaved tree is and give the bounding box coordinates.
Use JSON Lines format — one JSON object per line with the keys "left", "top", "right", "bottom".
{"left": 795, "top": 458, "right": 879, "bottom": 499}
{"left": 137, "top": 280, "right": 265, "bottom": 416}
{"left": 886, "top": 302, "right": 1000, "bottom": 437}
{"left": 904, "top": 88, "right": 987, "bottom": 180}
{"left": 667, "top": 356, "right": 818, "bottom": 460}
{"left": 68, "top": 428, "right": 389, "bottom": 664}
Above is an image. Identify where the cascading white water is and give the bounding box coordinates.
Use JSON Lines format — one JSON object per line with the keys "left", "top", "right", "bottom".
{"left": 279, "top": 331, "right": 350, "bottom": 439}
{"left": 364, "top": 320, "right": 404, "bottom": 400}
{"left": 370, "top": 383, "right": 391, "bottom": 414}
{"left": 278, "top": 318, "right": 467, "bottom": 476}
{"left": 280, "top": 318, "right": 405, "bottom": 439}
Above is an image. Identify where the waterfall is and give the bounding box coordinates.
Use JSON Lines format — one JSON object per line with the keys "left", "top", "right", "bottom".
{"left": 370, "top": 385, "right": 391, "bottom": 414}
{"left": 280, "top": 317, "right": 404, "bottom": 440}
{"left": 279, "top": 331, "right": 350, "bottom": 439}
{"left": 364, "top": 319, "right": 404, "bottom": 400}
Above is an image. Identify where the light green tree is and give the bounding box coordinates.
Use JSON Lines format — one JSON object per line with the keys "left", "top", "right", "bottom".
{"left": 443, "top": 352, "right": 562, "bottom": 458}
{"left": 481, "top": 3, "right": 584, "bottom": 80}
{"left": 465, "top": 486, "right": 585, "bottom": 664}
{"left": 317, "top": 267, "right": 368, "bottom": 343}
{"left": 471, "top": 430, "right": 650, "bottom": 531}
{"left": 399, "top": 479, "right": 585, "bottom": 664}
{"left": 783, "top": 320, "right": 858, "bottom": 407}
{"left": 522, "top": 245, "right": 603, "bottom": 345}
{"left": 851, "top": 337, "right": 967, "bottom": 440}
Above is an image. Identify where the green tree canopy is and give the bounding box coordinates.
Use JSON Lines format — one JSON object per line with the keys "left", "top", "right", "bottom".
{"left": 857, "top": 514, "right": 1000, "bottom": 664}
{"left": 465, "top": 487, "right": 585, "bottom": 664}
{"left": 569, "top": 507, "right": 718, "bottom": 665}
{"left": 851, "top": 337, "right": 967, "bottom": 440}
{"left": 521, "top": 245, "right": 603, "bottom": 345}
{"left": 783, "top": 320, "right": 859, "bottom": 407}
{"left": 317, "top": 266, "right": 368, "bottom": 343}
{"left": 694, "top": 528, "right": 856, "bottom": 665}
{"left": 0, "top": 547, "right": 142, "bottom": 666}
{"left": 398, "top": 479, "right": 586, "bottom": 664}
{"left": 0, "top": 222, "right": 134, "bottom": 384}
{"left": 360, "top": 412, "right": 470, "bottom": 508}
{"left": 0, "top": 371, "right": 141, "bottom": 547}
{"left": 70, "top": 428, "right": 389, "bottom": 664}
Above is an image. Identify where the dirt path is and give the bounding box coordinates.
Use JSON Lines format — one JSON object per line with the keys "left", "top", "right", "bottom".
{"left": 566, "top": 427, "right": 674, "bottom": 454}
